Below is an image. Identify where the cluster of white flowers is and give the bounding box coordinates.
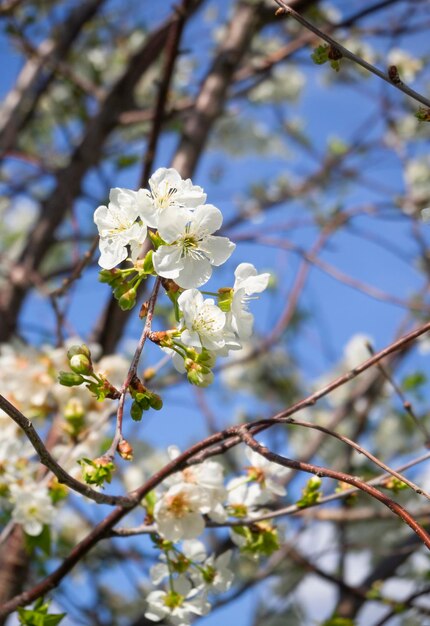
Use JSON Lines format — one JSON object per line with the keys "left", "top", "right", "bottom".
{"left": 94, "top": 168, "right": 270, "bottom": 383}
{"left": 0, "top": 341, "right": 128, "bottom": 535}
{"left": 141, "top": 444, "right": 288, "bottom": 625}
{"left": 145, "top": 539, "right": 232, "bottom": 625}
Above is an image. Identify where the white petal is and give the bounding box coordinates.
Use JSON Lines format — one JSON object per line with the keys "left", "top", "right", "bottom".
{"left": 158, "top": 208, "right": 190, "bottom": 243}
{"left": 191, "top": 204, "right": 223, "bottom": 235}
{"left": 180, "top": 329, "right": 201, "bottom": 349}
{"left": 98, "top": 238, "right": 127, "bottom": 269}
{"left": 23, "top": 519, "right": 43, "bottom": 536}
{"left": 200, "top": 236, "right": 235, "bottom": 266}
{"left": 176, "top": 257, "right": 212, "bottom": 288}
{"left": 182, "top": 539, "right": 207, "bottom": 562}
{"left": 153, "top": 245, "right": 184, "bottom": 278}
{"left": 178, "top": 289, "right": 203, "bottom": 321}
{"left": 136, "top": 189, "right": 158, "bottom": 228}
{"left": 94, "top": 205, "right": 113, "bottom": 235}
{"left": 150, "top": 562, "right": 169, "bottom": 584}
{"left": 234, "top": 263, "right": 270, "bottom": 294}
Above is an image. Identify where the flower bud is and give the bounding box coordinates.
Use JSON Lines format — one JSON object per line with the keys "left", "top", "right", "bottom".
{"left": 69, "top": 354, "right": 93, "bottom": 375}
{"left": 187, "top": 364, "right": 214, "bottom": 387}
{"left": 67, "top": 344, "right": 91, "bottom": 360}
{"left": 148, "top": 391, "right": 163, "bottom": 411}
{"left": 99, "top": 268, "right": 122, "bottom": 285}
{"left": 118, "top": 286, "right": 137, "bottom": 311}
{"left": 58, "top": 371, "right": 85, "bottom": 386}
{"left": 131, "top": 400, "right": 144, "bottom": 421}
{"left": 196, "top": 350, "right": 216, "bottom": 368}
{"left": 142, "top": 249, "right": 154, "bottom": 273}
{"left": 117, "top": 439, "right": 133, "bottom": 461}
{"left": 217, "top": 287, "right": 233, "bottom": 312}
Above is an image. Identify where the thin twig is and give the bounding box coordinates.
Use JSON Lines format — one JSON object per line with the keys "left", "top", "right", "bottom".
{"left": 274, "top": 1, "right": 430, "bottom": 108}
{"left": 105, "top": 277, "right": 161, "bottom": 460}
{"left": 270, "top": 416, "right": 430, "bottom": 501}
{"left": 49, "top": 237, "right": 99, "bottom": 298}
{"left": 366, "top": 341, "right": 430, "bottom": 446}
{"left": 238, "top": 427, "right": 430, "bottom": 550}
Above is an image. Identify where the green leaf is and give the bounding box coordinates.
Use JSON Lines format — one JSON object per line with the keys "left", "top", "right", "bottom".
{"left": 311, "top": 44, "right": 330, "bottom": 65}
{"left": 402, "top": 371, "right": 427, "bottom": 391}
{"left": 296, "top": 477, "right": 322, "bottom": 509}
{"left": 17, "top": 599, "right": 66, "bottom": 625}
{"left": 130, "top": 400, "right": 144, "bottom": 421}
{"left": 78, "top": 458, "right": 115, "bottom": 487}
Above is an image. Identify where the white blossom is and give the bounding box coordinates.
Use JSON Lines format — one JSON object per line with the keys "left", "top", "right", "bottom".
{"left": 154, "top": 483, "right": 207, "bottom": 541}
{"left": 226, "top": 476, "right": 265, "bottom": 513}
{"left": 244, "top": 447, "right": 289, "bottom": 499}
{"left": 94, "top": 187, "right": 147, "bottom": 269}
{"left": 186, "top": 541, "right": 234, "bottom": 593}
{"left": 228, "top": 263, "right": 270, "bottom": 339}
{"left": 153, "top": 204, "right": 235, "bottom": 288}
{"left": 10, "top": 484, "right": 55, "bottom": 536}
{"left": 145, "top": 577, "right": 210, "bottom": 625}
{"left": 177, "top": 289, "right": 229, "bottom": 352}
{"left": 166, "top": 446, "right": 227, "bottom": 522}
{"left": 139, "top": 167, "right": 207, "bottom": 228}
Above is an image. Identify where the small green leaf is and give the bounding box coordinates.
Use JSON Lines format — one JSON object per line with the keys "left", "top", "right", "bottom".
{"left": 402, "top": 371, "right": 427, "bottom": 391}
{"left": 115, "top": 154, "right": 139, "bottom": 170}
{"left": 17, "top": 599, "right": 66, "bottom": 626}
{"left": 296, "top": 476, "right": 322, "bottom": 509}
{"left": 311, "top": 44, "right": 330, "bottom": 65}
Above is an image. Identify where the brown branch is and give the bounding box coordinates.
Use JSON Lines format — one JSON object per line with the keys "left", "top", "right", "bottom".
{"left": 238, "top": 428, "right": 430, "bottom": 549}
{"left": 0, "top": 394, "right": 134, "bottom": 507}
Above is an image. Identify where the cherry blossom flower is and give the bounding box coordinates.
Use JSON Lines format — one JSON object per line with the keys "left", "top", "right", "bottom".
{"left": 153, "top": 204, "right": 235, "bottom": 288}
{"left": 227, "top": 263, "right": 270, "bottom": 339}
{"left": 154, "top": 483, "right": 207, "bottom": 541}
{"left": 139, "top": 167, "right": 207, "bottom": 228}
{"left": 184, "top": 541, "right": 234, "bottom": 593}
{"left": 10, "top": 484, "right": 55, "bottom": 536}
{"left": 226, "top": 476, "right": 266, "bottom": 514}
{"left": 145, "top": 577, "right": 210, "bottom": 625}
{"left": 244, "top": 447, "right": 289, "bottom": 499}
{"left": 94, "top": 187, "right": 147, "bottom": 269}
{"left": 166, "top": 446, "right": 227, "bottom": 522}
{"left": 177, "top": 289, "right": 238, "bottom": 353}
